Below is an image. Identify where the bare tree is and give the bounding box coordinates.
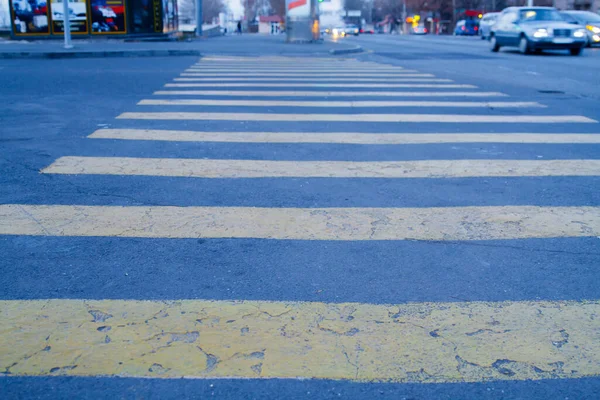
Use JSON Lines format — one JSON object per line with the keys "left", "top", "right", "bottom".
{"left": 178, "top": 0, "right": 225, "bottom": 23}
{"left": 271, "top": 0, "right": 286, "bottom": 17}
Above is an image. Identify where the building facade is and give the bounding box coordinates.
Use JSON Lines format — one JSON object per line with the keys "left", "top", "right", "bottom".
{"left": 9, "top": 0, "right": 178, "bottom": 38}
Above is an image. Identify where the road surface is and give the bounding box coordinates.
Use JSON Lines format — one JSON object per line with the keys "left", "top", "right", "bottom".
{"left": 1, "top": 35, "right": 600, "bottom": 399}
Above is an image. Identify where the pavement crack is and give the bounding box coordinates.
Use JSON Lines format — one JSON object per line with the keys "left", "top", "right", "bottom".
{"left": 196, "top": 346, "right": 220, "bottom": 373}
{"left": 17, "top": 204, "right": 51, "bottom": 235}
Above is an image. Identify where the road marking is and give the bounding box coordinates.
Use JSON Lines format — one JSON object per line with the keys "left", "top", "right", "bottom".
{"left": 177, "top": 77, "right": 444, "bottom": 82}
{"left": 154, "top": 90, "right": 508, "bottom": 98}
{"left": 192, "top": 64, "right": 404, "bottom": 69}
{"left": 43, "top": 157, "right": 600, "bottom": 179}
{"left": 165, "top": 83, "right": 478, "bottom": 88}
{"left": 89, "top": 129, "right": 600, "bottom": 144}
{"left": 118, "top": 112, "right": 596, "bottom": 123}
{"left": 182, "top": 71, "right": 422, "bottom": 76}
{"left": 185, "top": 69, "right": 409, "bottom": 73}
{"left": 1, "top": 204, "right": 599, "bottom": 240}
{"left": 1, "top": 298, "right": 599, "bottom": 382}
{"left": 193, "top": 61, "right": 382, "bottom": 65}
{"left": 138, "top": 99, "right": 544, "bottom": 108}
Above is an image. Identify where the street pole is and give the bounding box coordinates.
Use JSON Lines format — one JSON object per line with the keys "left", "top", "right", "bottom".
{"left": 196, "top": 0, "right": 203, "bottom": 37}
{"left": 62, "top": 0, "right": 72, "bottom": 49}
{"left": 403, "top": 0, "right": 407, "bottom": 33}
{"left": 452, "top": 0, "right": 456, "bottom": 31}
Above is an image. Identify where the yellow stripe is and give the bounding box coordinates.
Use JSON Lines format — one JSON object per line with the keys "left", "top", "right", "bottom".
{"left": 193, "top": 61, "right": 381, "bottom": 65}
{"left": 2, "top": 298, "right": 599, "bottom": 382}
{"left": 165, "top": 83, "right": 477, "bottom": 89}
{"left": 42, "top": 157, "right": 600, "bottom": 179}
{"left": 165, "top": 83, "right": 476, "bottom": 88}
{"left": 138, "top": 99, "right": 544, "bottom": 108}
{"left": 88, "top": 129, "right": 600, "bottom": 144}
{"left": 176, "top": 77, "right": 446, "bottom": 82}
{"left": 185, "top": 69, "right": 408, "bottom": 73}
{"left": 1, "top": 204, "right": 599, "bottom": 240}
{"left": 182, "top": 71, "right": 421, "bottom": 76}
{"left": 117, "top": 112, "right": 596, "bottom": 123}
{"left": 154, "top": 90, "right": 507, "bottom": 97}
{"left": 190, "top": 64, "right": 392, "bottom": 69}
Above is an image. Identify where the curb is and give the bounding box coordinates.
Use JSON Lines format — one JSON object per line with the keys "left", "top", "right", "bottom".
{"left": 0, "top": 49, "right": 201, "bottom": 59}
{"left": 329, "top": 45, "right": 363, "bottom": 55}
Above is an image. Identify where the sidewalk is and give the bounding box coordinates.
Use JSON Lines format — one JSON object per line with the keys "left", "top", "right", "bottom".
{"left": 0, "top": 35, "right": 362, "bottom": 59}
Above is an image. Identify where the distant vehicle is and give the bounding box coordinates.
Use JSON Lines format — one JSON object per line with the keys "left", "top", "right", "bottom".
{"left": 454, "top": 20, "right": 479, "bottom": 36}
{"left": 490, "top": 7, "right": 587, "bottom": 55}
{"left": 480, "top": 12, "right": 499, "bottom": 40}
{"left": 412, "top": 24, "right": 428, "bottom": 35}
{"left": 560, "top": 10, "right": 600, "bottom": 47}
{"left": 344, "top": 24, "right": 360, "bottom": 36}
{"left": 331, "top": 27, "right": 346, "bottom": 37}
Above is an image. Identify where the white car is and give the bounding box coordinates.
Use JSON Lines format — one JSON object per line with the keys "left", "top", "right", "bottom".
{"left": 480, "top": 12, "right": 499, "bottom": 40}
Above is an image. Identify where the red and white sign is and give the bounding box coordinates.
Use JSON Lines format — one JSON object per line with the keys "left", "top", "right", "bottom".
{"left": 286, "top": 0, "right": 309, "bottom": 17}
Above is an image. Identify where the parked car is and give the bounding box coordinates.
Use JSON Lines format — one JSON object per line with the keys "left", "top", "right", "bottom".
{"left": 412, "top": 24, "right": 428, "bottom": 34}
{"left": 560, "top": 10, "right": 600, "bottom": 47}
{"left": 480, "top": 12, "right": 499, "bottom": 40}
{"left": 454, "top": 20, "right": 479, "bottom": 36}
{"left": 490, "top": 7, "right": 587, "bottom": 55}
{"left": 344, "top": 24, "right": 360, "bottom": 36}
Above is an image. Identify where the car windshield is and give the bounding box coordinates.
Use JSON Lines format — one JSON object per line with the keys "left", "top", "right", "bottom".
{"left": 519, "top": 9, "right": 563, "bottom": 22}
{"left": 577, "top": 12, "right": 600, "bottom": 22}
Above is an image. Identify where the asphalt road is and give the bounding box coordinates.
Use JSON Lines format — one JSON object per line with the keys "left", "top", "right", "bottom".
{"left": 1, "top": 35, "right": 600, "bottom": 399}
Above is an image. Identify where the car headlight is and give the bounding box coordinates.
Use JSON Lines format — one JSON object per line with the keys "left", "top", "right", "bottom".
{"left": 587, "top": 25, "right": 600, "bottom": 34}
{"left": 532, "top": 28, "right": 549, "bottom": 38}
{"left": 574, "top": 29, "right": 586, "bottom": 38}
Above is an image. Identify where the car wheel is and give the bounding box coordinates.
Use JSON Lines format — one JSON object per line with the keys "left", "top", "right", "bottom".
{"left": 570, "top": 47, "right": 583, "bottom": 56}
{"left": 490, "top": 35, "right": 500, "bottom": 52}
{"left": 519, "top": 36, "right": 531, "bottom": 54}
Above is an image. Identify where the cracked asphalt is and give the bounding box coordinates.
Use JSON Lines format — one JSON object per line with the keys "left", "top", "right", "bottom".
{"left": 1, "top": 35, "right": 600, "bottom": 399}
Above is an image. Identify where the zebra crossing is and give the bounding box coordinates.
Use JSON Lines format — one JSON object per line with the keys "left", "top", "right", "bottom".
{"left": 1, "top": 55, "right": 600, "bottom": 385}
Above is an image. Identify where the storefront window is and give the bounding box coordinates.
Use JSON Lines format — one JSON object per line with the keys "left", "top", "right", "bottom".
{"left": 129, "top": 0, "right": 153, "bottom": 33}
{"left": 10, "top": 0, "right": 51, "bottom": 35}
{"left": 51, "top": 0, "right": 89, "bottom": 34}
{"left": 91, "top": 0, "right": 127, "bottom": 33}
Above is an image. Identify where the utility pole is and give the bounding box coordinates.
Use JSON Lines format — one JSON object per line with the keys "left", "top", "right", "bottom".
{"left": 196, "top": 0, "right": 203, "bottom": 36}
{"left": 452, "top": 0, "right": 456, "bottom": 29}
{"left": 402, "top": 0, "right": 406, "bottom": 34}
{"left": 62, "top": 0, "right": 72, "bottom": 49}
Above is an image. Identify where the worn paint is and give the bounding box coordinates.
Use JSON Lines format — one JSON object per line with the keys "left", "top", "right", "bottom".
{"left": 118, "top": 112, "right": 595, "bottom": 123}
{"left": 185, "top": 69, "right": 410, "bottom": 73}
{"left": 1, "top": 299, "right": 599, "bottom": 382}
{"left": 181, "top": 71, "right": 422, "bottom": 76}
{"left": 138, "top": 99, "right": 543, "bottom": 108}
{"left": 1, "top": 204, "right": 599, "bottom": 240}
{"left": 42, "top": 157, "right": 600, "bottom": 179}
{"left": 164, "top": 83, "right": 477, "bottom": 88}
{"left": 153, "top": 90, "right": 507, "bottom": 98}
{"left": 88, "top": 129, "right": 600, "bottom": 144}
{"left": 174, "top": 78, "right": 450, "bottom": 83}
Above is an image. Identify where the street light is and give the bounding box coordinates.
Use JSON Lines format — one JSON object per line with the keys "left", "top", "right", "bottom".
{"left": 62, "top": 0, "right": 72, "bottom": 49}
